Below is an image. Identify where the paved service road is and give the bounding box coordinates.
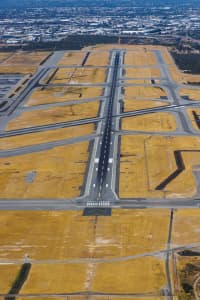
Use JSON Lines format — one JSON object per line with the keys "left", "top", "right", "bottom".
{"left": 0, "top": 198, "right": 200, "bottom": 210}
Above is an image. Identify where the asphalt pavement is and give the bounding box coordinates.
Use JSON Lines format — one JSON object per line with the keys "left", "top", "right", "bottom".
{"left": 0, "top": 49, "right": 200, "bottom": 211}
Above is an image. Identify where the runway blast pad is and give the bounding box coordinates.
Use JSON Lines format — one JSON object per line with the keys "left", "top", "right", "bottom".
{"left": 83, "top": 207, "right": 112, "bottom": 216}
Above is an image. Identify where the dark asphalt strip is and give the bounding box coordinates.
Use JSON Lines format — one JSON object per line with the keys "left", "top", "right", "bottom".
{"left": 5, "top": 263, "right": 31, "bottom": 300}
{"left": 192, "top": 110, "right": 200, "bottom": 129}
{"left": 155, "top": 149, "right": 200, "bottom": 190}
{"left": 156, "top": 150, "right": 185, "bottom": 190}
{"left": 82, "top": 51, "right": 90, "bottom": 66}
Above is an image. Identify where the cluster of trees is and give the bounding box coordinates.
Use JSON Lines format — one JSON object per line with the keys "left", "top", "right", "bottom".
{"left": 171, "top": 52, "right": 200, "bottom": 74}
{"left": 22, "top": 35, "right": 118, "bottom": 51}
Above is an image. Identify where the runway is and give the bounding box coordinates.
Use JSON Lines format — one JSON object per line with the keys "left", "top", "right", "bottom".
{"left": 0, "top": 48, "right": 200, "bottom": 212}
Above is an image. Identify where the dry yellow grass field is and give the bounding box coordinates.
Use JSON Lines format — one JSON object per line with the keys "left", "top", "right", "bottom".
{"left": 26, "top": 86, "right": 103, "bottom": 106}
{"left": 58, "top": 51, "right": 87, "bottom": 66}
{"left": 109, "top": 298, "right": 167, "bottom": 300}
{"left": 125, "top": 67, "right": 160, "bottom": 78}
{"left": 18, "top": 298, "right": 167, "bottom": 300}
{"left": 0, "top": 52, "right": 12, "bottom": 63}
{"left": 0, "top": 124, "right": 93, "bottom": 150}
{"left": 125, "top": 86, "right": 166, "bottom": 99}
{"left": 120, "top": 135, "right": 200, "bottom": 198}
{"left": 0, "top": 209, "right": 169, "bottom": 260}
{"left": 0, "top": 141, "right": 89, "bottom": 198}
{"left": 111, "top": 296, "right": 170, "bottom": 300}
{"left": 0, "top": 65, "right": 37, "bottom": 74}
{"left": 122, "top": 113, "right": 176, "bottom": 132}
{"left": 124, "top": 99, "right": 169, "bottom": 111}
{"left": 18, "top": 298, "right": 97, "bottom": 300}
{"left": 124, "top": 50, "right": 157, "bottom": 65}
{"left": 180, "top": 88, "right": 200, "bottom": 101}
{"left": 50, "top": 67, "right": 107, "bottom": 84}
{"left": 18, "top": 298, "right": 92, "bottom": 300}
{"left": 0, "top": 51, "right": 50, "bottom": 74}
{"left": 18, "top": 298, "right": 89, "bottom": 300}
{"left": 0, "top": 264, "right": 21, "bottom": 293}
{"left": 88, "top": 44, "right": 165, "bottom": 51}
{"left": 120, "top": 135, "right": 163, "bottom": 198}
{"left": 6, "top": 101, "right": 99, "bottom": 130}
{"left": 4, "top": 51, "right": 49, "bottom": 65}
{"left": 21, "top": 263, "right": 88, "bottom": 294}
{"left": 93, "top": 208, "right": 170, "bottom": 257}
{"left": 123, "top": 79, "right": 152, "bottom": 84}
{"left": 86, "top": 51, "right": 110, "bottom": 66}
{"left": 93, "top": 257, "right": 166, "bottom": 294}
{"left": 172, "top": 209, "right": 200, "bottom": 246}
{"left": 0, "top": 209, "right": 168, "bottom": 295}
{"left": 12, "top": 258, "right": 165, "bottom": 295}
